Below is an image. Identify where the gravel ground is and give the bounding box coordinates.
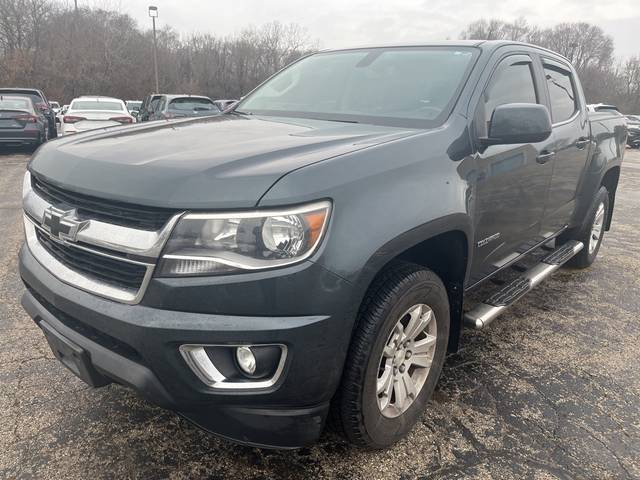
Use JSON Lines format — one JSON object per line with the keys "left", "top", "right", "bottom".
{"left": 1, "top": 147, "right": 639, "bottom": 480}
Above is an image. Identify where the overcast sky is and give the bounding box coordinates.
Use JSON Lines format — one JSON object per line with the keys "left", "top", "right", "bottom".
{"left": 95, "top": 0, "right": 639, "bottom": 59}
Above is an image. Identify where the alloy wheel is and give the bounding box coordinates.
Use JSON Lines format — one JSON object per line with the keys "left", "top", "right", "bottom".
{"left": 589, "top": 202, "right": 605, "bottom": 254}
{"left": 376, "top": 303, "right": 437, "bottom": 418}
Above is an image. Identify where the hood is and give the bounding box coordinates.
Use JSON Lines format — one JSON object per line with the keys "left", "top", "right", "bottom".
{"left": 30, "top": 114, "right": 417, "bottom": 209}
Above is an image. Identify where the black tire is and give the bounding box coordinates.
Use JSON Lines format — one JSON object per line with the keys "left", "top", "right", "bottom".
{"left": 564, "top": 186, "right": 610, "bottom": 269}
{"left": 31, "top": 128, "right": 48, "bottom": 151}
{"left": 49, "top": 119, "right": 57, "bottom": 139}
{"left": 334, "top": 262, "right": 450, "bottom": 448}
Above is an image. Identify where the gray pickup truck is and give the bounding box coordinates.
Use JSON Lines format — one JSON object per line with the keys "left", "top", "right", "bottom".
{"left": 19, "top": 41, "right": 626, "bottom": 449}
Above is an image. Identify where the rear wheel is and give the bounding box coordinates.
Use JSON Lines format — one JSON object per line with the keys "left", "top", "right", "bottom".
{"left": 33, "top": 127, "right": 48, "bottom": 150}
{"left": 335, "top": 263, "right": 449, "bottom": 448}
{"left": 564, "top": 186, "right": 609, "bottom": 269}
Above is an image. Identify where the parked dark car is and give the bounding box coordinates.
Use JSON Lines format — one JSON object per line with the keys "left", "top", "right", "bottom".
{"left": 0, "top": 88, "right": 57, "bottom": 138}
{"left": 20, "top": 41, "right": 626, "bottom": 449}
{"left": 626, "top": 115, "right": 640, "bottom": 148}
{"left": 137, "top": 93, "right": 163, "bottom": 122}
{"left": 0, "top": 95, "right": 48, "bottom": 147}
{"left": 148, "top": 95, "right": 221, "bottom": 120}
{"left": 49, "top": 101, "right": 61, "bottom": 124}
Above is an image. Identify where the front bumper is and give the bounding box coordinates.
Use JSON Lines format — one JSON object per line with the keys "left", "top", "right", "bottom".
{"left": 19, "top": 244, "right": 356, "bottom": 448}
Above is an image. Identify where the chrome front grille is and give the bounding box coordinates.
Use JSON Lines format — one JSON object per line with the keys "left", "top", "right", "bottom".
{"left": 31, "top": 173, "right": 176, "bottom": 230}
{"left": 22, "top": 171, "right": 183, "bottom": 304}
{"left": 35, "top": 229, "right": 147, "bottom": 290}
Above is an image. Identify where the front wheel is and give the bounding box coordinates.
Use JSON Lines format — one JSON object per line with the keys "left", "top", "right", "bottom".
{"left": 335, "top": 263, "right": 449, "bottom": 448}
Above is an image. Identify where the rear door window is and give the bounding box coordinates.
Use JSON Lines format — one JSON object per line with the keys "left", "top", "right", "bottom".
{"left": 150, "top": 98, "right": 161, "bottom": 111}
{"left": 543, "top": 63, "right": 577, "bottom": 123}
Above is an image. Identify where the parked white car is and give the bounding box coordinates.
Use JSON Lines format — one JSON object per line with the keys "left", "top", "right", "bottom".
{"left": 56, "top": 105, "right": 69, "bottom": 125}
{"left": 60, "top": 96, "right": 133, "bottom": 135}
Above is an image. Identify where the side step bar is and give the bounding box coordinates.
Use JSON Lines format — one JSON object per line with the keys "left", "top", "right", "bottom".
{"left": 464, "top": 241, "right": 584, "bottom": 329}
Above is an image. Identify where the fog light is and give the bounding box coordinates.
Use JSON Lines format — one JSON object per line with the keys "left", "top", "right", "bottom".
{"left": 235, "top": 346, "right": 256, "bottom": 375}
{"left": 180, "top": 343, "right": 286, "bottom": 389}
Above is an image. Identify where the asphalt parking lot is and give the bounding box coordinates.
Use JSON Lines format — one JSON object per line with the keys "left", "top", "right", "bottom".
{"left": 1, "top": 147, "right": 639, "bottom": 480}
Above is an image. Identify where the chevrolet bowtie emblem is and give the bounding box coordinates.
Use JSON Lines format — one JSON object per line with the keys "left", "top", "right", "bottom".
{"left": 42, "top": 207, "right": 89, "bottom": 242}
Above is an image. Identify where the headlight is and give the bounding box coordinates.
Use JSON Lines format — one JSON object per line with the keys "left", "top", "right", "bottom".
{"left": 157, "top": 200, "right": 331, "bottom": 276}
{"left": 23, "top": 170, "right": 32, "bottom": 200}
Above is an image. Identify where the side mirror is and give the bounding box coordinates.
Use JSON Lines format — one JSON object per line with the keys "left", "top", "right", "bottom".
{"left": 483, "top": 103, "right": 552, "bottom": 145}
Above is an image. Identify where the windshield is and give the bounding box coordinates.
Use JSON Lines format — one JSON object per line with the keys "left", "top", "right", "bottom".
{"left": 127, "top": 101, "right": 142, "bottom": 110}
{"left": 237, "top": 46, "right": 478, "bottom": 128}
{"left": 71, "top": 100, "right": 123, "bottom": 111}
{"left": 169, "top": 98, "right": 218, "bottom": 112}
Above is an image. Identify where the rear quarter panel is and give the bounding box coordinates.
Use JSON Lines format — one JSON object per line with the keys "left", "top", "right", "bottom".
{"left": 571, "top": 112, "right": 626, "bottom": 229}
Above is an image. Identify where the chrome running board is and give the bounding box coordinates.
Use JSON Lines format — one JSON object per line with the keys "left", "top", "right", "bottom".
{"left": 464, "top": 241, "right": 584, "bottom": 329}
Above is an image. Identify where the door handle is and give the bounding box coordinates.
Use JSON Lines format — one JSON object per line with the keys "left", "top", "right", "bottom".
{"left": 536, "top": 151, "right": 555, "bottom": 164}
{"left": 575, "top": 137, "right": 589, "bottom": 149}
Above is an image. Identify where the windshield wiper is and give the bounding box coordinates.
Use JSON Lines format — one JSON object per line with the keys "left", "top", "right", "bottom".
{"left": 322, "top": 118, "right": 359, "bottom": 124}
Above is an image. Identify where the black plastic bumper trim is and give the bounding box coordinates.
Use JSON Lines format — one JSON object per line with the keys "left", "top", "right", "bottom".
{"left": 22, "top": 289, "right": 177, "bottom": 408}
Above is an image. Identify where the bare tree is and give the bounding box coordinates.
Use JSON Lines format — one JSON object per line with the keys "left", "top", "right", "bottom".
{"left": 0, "top": 0, "right": 316, "bottom": 102}
{"left": 1, "top": 2, "right": 637, "bottom": 113}
{"left": 617, "top": 56, "right": 640, "bottom": 112}
{"left": 461, "top": 17, "right": 639, "bottom": 111}
{"left": 541, "top": 23, "right": 614, "bottom": 72}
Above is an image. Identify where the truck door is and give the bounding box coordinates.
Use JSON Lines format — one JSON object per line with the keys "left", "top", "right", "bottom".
{"left": 469, "top": 54, "right": 556, "bottom": 284}
{"left": 539, "top": 58, "right": 591, "bottom": 234}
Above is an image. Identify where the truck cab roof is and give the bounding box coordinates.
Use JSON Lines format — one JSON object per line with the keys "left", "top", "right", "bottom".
{"left": 322, "top": 40, "right": 571, "bottom": 62}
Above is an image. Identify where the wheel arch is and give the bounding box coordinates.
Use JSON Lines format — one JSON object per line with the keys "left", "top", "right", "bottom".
{"left": 353, "top": 214, "right": 472, "bottom": 353}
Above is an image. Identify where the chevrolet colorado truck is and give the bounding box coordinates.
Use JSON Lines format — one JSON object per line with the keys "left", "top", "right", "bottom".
{"left": 19, "top": 41, "right": 626, "bottom": 449}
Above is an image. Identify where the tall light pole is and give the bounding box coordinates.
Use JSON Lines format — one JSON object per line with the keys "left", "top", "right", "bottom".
{"left": 148, "top": 5, "right": 159, "bottom": 93}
